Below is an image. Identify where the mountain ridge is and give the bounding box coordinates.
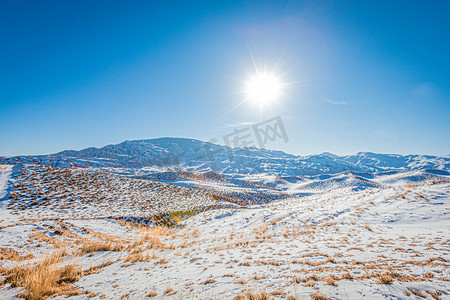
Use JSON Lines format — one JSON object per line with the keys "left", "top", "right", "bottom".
{"left": 1, "top": 137, "right": 449, "bottom": 176}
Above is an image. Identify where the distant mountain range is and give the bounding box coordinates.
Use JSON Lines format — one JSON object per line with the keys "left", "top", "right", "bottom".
{"left": 1, "top": 138, "right": 449, "bottom": 176}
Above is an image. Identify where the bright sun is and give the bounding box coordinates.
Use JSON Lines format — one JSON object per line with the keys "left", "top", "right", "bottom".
{"left": 245, "top": 72, "right": 282, "bottom": 106}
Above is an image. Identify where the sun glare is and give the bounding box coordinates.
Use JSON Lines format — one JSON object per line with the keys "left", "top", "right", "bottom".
{"left": 245, "top": 72, "right": 282, "bottom": 106}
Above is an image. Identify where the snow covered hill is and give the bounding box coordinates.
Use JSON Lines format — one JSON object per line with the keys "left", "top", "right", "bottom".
{"left": 1, "top": 138, "right": 448, "bottom": 176}
{"left": 0, "top": 163, "right": 448, "bottom": 299}
{"left": 0, "top": 139, "right": 449, "bottom": 299}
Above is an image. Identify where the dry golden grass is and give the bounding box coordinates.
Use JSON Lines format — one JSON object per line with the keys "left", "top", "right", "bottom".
{"left": 78, "top": 226, "right": 121, "bottom": 242}
{"left": 59, "top": 264, "right": 83, "bottom": 283}
{"left": 310, "top": 293, "right": 330, "bottom": 300}
{"left": 325, "top": 276, "right": 338, "bottom": 286}
{"left": 253, "top": 223, "right": 268, "bottom": 236}
{"left": 234, "top": 279, "right": 248, "bottom": 284}
{"left": 340, "top": 272, "right": 353, "bottom": 280}
{"left": 377, "top": 274, "right": 394, "bottom": 284}
{"left": 142, "top": 235, "right": 165, "bottom": 249}
{"left": 125, "top": 251, "right": 152, "bottom": 263}
{"left": 202, "top": 278, "right": 216, "bottom": 284}
{"left": 233, "top": 291, "right": 269, "bottom": 300}
{"left": 164, "top": 287, "right": 176, "bottom": 295}
{"left": 155, "top": 257, "right": 168, "bottom": 265}
{"left": 0, "top": 248, "right": 33, "bottom": 261}
{"left": 269, "top": 290, "right": 284, "bottom": 297}
{"left": 51, "top": 221, "right": 79, "bottom": 239}
{"left": 29, "top": 231, "right": 65, "bottom": 248}
{"left": 0, "top": 250, "right": 82, "bottom": 300}
{"left": 364, "top": 224, "right": 372, "bottom": 231}
{"left": 84, "top": 260, "right": 114, "bottom": 275}
{"left": 407, "top": 288, "right": 426, "bottom": 298}
{"left": 254, "top": 260, "right": 283, "bottom": 267}
{"left": 79, "top": 240, "right": 125, "bottom": 254}
{"left": 136, "top": 224, "right": 172, "bottom": 235}
{"left": 326, "top": 257, "right": 336, "bottom": 264}
{"left": 147, "top": 290, "right": 158, "bottom": 297}
{"left": 251, "top": 274, "right": 267, "bottom": 280}
{"left": 428, "top": 290, "right": 442, "bottom": 300}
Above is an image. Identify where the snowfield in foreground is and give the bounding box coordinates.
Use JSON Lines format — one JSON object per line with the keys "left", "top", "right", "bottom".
{"left": 0, "top": 162, "right": 449, "bottom": 299}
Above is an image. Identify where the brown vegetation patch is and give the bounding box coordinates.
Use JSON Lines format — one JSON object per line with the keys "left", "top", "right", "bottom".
{"left": 0, "top": 250, "right": 82, "bottom": 300}
{"left": 79, "top": 240, "right": 125, "bottom": 254}
{"left": 0, "top": 248, "right": 33, "bottom": 261}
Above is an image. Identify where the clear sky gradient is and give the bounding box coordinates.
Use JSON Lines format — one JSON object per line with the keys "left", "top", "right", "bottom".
{"left": 1, "top": 0, "right": 449, "bottom": 156}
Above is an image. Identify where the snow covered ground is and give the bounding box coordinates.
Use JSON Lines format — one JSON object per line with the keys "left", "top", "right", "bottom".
{"left": 0, "top": 161, "right": 449, "bottom": 299}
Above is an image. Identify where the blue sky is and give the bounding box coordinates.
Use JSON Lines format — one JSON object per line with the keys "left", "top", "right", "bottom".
{"left": 1, "top": 0, "right": 449, "bottom": 156}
